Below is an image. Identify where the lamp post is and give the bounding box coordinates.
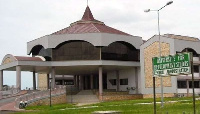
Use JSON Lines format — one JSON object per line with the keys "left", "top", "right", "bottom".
{"left": 49, "top": 78, "right": 52, "bottom": 107}
{"left": 144, "top": 1, "right": 173, "bottom": 108}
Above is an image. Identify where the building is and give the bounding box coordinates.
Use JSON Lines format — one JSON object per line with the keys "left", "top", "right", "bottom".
{"left": 140, "top": 34, "right": 200, "bottom": 97}
{"left": 0, "top": 6, "right": 200, "bottom": 98}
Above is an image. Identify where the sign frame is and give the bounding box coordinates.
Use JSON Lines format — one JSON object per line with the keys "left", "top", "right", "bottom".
{"left": 152, "top": 52, "right": 191, "bottom": 77}
{"left": 151, "top": 52, "right": 195, "bottom": 113}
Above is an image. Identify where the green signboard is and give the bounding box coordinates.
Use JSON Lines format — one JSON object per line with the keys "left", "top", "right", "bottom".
{"left": 152, "top": 53, "right": 191, "bottom": 77}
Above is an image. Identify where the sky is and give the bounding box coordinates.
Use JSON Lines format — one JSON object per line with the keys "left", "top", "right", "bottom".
{"left": 0, "top": 0, "right": 200, "bottom": 89}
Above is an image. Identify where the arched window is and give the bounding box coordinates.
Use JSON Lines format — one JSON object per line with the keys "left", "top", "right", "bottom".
{"left": 31, "top": 45, "right": 44, "bottom": 55}
{"left": 101, "top": 41, "right": 139, "bottom": 61}
{"left": 52, "top": 40, "right": 100, "bottom": 61}
{"left": 181, "top": 48, "right": 199, "bottom": 57}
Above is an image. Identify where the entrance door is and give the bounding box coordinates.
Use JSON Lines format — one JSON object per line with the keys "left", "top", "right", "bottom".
{"left": 83, "top": 75, "right": 90, "bottom": 90}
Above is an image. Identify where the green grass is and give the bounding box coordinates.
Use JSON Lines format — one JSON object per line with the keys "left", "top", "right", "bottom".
{"left": 14, "top": 97, "right": 200, "bottom": 114}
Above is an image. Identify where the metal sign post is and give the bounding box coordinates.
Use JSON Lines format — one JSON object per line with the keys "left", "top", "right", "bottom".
{"left": 152, "top": 52, "right": 195, "bottom": 113}
{"left": 49, "top": 78, "right": 52, "bottom": 107}
{"left": 190, "top": 53, "right": 196, "bottom": 114}
{"left": 153, "top": 77, "right": 156, "bottom": 114}
{"left": 152, "top": 57, "right": 157, "bottom": 114}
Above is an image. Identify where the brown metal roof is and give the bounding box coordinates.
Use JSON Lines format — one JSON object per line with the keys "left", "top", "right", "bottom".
{"left": 52, "top": 23, "right": 130, "bottom": 36}
{"left": 52, "top": 6, "right": 131, "bottom": 36}
{"left": 163, "top": 34, "right": 199, "bottom": 42}
{"left": 81, "top": 6, "right": 95, "bottom": 21}
{"left": 14, "top": 56, "right": 43, "bottom": 61}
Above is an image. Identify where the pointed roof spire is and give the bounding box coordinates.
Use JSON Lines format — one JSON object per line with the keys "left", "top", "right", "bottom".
{"left": 81, "top": 6, "right": 95, "bottom": 21}
{"left": 87, "top": 0, "right": 88, "bottom": 6}
{"left": 51, "top": 4, "right": 131, "bottom": 36}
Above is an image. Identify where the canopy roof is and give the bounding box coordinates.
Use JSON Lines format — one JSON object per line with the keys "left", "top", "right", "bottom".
{"left": 2, "top": 54, "right": 44, "bottom": 65}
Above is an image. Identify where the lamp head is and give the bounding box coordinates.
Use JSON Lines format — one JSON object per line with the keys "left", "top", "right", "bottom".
{"left": 144, "top": 9, "right": 150, "bottom": 12}
{"left": 166, "top": 1, "right": 173, "bottom": 5}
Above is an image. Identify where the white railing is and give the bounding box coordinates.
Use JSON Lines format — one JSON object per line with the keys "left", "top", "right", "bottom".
{"left": 0, "top": 88, "right": 20, "bottom": 99}
{"left": 15, "top": 88, "right": 66, "bottom": 108}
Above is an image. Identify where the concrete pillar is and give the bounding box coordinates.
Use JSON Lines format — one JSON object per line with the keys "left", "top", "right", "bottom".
{"left": 33, "top": 71, "right": 36, "bottom": 90}
{"left": 77, "top": 75, "right": 79, "bottom": 89}
{"left": 90, "top": 75, "right": 94, "bottom": 89}
{"left": 199, "top": 65, "right": 200, "bottom": 77}
{"left": 16, "top": 66, "right": 21, "bottom": 90}
{"left": 135, "top": 67, "right": 138, "bottom": 93}
{"left": 62, "top": 75, "right": 65, "bottom": 86}
{"left": 47, "top": 74, "right": 50, "bottom": 89}
{"left": 51, "top": 67, "right": 55, "bottom": 89}
{"left": 80, "top": 76, "right": 83, "bottom": 90}
{"left": 75, "top": 75, "right": 78, "bottom": 87}
{"left": 116, "top": 70, "right": 120, "bottom": 91}
{"left": 187, "top": 79, "right": 189, "bottom": 97}
{"left": 99, "top": 66, "right": 103, "bottom": 96}
{"left": 85, "top": 76, "right": 88, "bottom": 89}
{"left": 74, "top": 75, "right": 77, "bottom": 87}
{"left": 62, "top": 80, "right": 65, "bottom": 85}
{"left": 95, "top": 75, "right": 98, "bottom": 89}
{"left": 0, "top": 70, "right": 3, "bottom": 91}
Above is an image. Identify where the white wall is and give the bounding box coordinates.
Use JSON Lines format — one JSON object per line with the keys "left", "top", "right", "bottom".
{"left": 107, "top": 71, "right": 117, "bottom": 90}
{"left": 177, "top": 89, "right": 200, "bottom": 94}
{"left": 193, "top": 57, "right": 199, "bottom": 61}
{"left": 186, "top": 73, "right": 199, "bottom": 78}
{"left": 119, "top": 69, "right": 135, "bottom": 92}
{"left": 107, "top": 68, "right": 139, "bottom": 94}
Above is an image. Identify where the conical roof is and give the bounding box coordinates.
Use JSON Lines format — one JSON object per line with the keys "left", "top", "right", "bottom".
{"left": 52, "top": 6, "right": 131, "bottom": 36}
{"left": 81, "top": 6, "right": 95, "bottom": 21}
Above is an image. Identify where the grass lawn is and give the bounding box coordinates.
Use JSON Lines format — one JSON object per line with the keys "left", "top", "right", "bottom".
{"left": 15, "top": 97, "right": 200, "bottom": 114}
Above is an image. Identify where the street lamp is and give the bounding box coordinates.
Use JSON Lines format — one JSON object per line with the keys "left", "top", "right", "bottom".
{"left": 144, "top": 1, "right": 173, "bottom": 108}
{"left": 49, "top": 78, "right": 52, "bottom": 107}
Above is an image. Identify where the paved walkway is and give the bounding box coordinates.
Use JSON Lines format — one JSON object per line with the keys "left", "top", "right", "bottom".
{"left": 67, "top": 90, "right": 100, "bottom": 106}
{"left": 0, "top": 102, "right": 22, "bottom": 111}
{"left": 0, "top": 90, "right": 28, "bottom": 111}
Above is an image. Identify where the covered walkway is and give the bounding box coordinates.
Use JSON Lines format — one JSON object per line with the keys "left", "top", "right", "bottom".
{"left": 0, "top": 54, "right": 140, "bottom": 97}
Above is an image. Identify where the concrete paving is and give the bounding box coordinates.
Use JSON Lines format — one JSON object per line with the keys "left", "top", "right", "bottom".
{"left": 0, "top": 91, "right": 27, "bottom": 112}
{"left": 67, "top": 90, "right": 100, "bottom": 106}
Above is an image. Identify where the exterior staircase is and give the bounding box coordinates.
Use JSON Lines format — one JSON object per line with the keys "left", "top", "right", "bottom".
{"left": 67, "top": 90, "right": 99, "bottom": 105}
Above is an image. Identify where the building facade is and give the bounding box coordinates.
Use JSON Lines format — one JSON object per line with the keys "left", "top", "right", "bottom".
{"left": 0, "top": 6, "right": 200, "bottom": 98}
{"left": 140, "top": 34, "right": 200, "bottom": 97}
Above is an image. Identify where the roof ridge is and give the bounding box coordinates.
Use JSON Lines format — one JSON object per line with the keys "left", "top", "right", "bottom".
{"left": 163, "top": 34, "right": 199, "bottom": 41}
{"left": 91, "top": 23, "right": 100, "bottom": 32}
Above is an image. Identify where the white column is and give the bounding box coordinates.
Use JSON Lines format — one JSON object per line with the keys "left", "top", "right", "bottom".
{"left": 85, "top": 76, "right": 88, "bottom": 89}
{"left": 0, "top": 70, "right": 3, "bottom": 91}
{"left": 47, "top": 74, "right": 50, "bottom": 89}
{"left": 90, "top": 75, "right": 94, "bottom": 89}
{"left": 95, "top": 76, "right": 98, "bottom": 89}
{"left": 33, "top": 71, "right": 36, "bottom": 90}
{"left": 62, "top": 75, "right": 65, "bottom": 86}
{"left": 135, "top": 67, "right": 138, "bottom": 93}
{"left": 75, "top": 75, "right": 78, "bottom": 87}
{"left": 51, "top": 67, "right": 55, "bottom": 89}
{"left": 77, "top": 75, "right": 79, "bottom": 89}
{"left": 80, "top": 76, "right": 83, "bottom": 90}
{"left": 116, "top": 70, "right": 120, "bottom": 91}
{"left": 16, "top": 66, "right": 21, "bottom": 90}
{"left": 74, "top": 75, "right": 77, "bottom": 87}
{"left": 199, "top": 65, "right": 200, "bottom": 77}
{"left": 99, "top": 66, "right": 103, "bottom": 96}
{"left": 187, "top": 79, "right": 189, "bottom": 97}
